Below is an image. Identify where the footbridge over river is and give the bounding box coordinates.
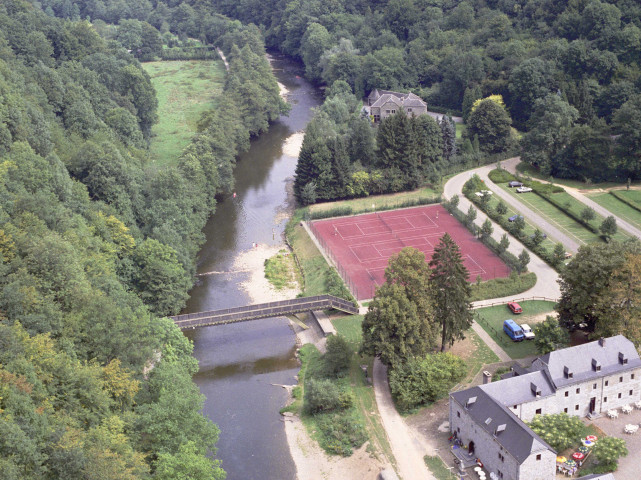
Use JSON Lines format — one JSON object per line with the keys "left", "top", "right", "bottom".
{"left": 171, "top": 295, "right": 358, "bottom": 329}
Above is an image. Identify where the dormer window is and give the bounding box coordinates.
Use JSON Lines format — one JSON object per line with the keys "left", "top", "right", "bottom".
{"left": 592, "top": 359, "right": 601, "bottom": 372}
{"left": 494, "top": 424, "right": 506, "bottom": 436}
{"left": 531, "top": 382, "right": 541, "bottom": 397}
{"left": 466, "top": 396, "right": 477, "bottom": 408}
{"left": 564, "top": 366, "right": 573, "bottom": 379}
{"left": 619, "top": 352, "right": 628, "bottom": 365}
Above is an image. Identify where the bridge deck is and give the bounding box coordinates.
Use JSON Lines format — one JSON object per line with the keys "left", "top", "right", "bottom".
{"left": 171, "top": 295, "right": 358, "bottom": 329}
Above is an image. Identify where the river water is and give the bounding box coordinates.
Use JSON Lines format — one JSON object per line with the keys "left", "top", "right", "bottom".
{"left": 183, "top": 55, "right": 322, "bottom": 480}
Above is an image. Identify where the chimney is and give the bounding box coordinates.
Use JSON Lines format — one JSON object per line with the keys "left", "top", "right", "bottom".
{"left": 599, "top": 337, "right": 606, "bottom": 347}
{"left": 483, "top": 371, "right": 492, "bottom": 384}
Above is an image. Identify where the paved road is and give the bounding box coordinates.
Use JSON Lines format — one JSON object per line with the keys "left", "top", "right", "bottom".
{"left": 443, "top": 161, "right": 562, "bottom": 301}
{"left": 503, "top": 158, "right": 641, "bottom": 240}
{"left": 373, "top": 359, "right": 436, "bottom": 480}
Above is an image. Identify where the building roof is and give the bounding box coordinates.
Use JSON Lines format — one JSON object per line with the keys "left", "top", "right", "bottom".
{"left": 534, "top": 335, "right": 641, "bottom": 388}
{"left": 368, "top": 89, "right": 427, "bottom": 109}
{"left": 451, "top": 387, "right": 554, "bottom": 464}
{"left": 480, "top": 370, "right": 556, "bottom": 407}
{"left": 577, "top": 474, "right": 616, "bottom": 480}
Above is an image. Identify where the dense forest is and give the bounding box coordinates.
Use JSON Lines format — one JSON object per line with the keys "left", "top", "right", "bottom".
{"left": 0, "top": 0, "right": 286, "bottom": 478}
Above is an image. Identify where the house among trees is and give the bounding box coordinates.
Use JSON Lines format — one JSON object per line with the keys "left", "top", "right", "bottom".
{"left": 449, "top": 335, "right": 641, "bottom": 480}
{"left": 366, "top": 89, "right": 427, "bottom": 123}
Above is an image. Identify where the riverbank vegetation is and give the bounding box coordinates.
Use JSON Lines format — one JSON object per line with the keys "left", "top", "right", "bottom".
{"left": 264, "top": 249, "right": 300, "bottom": 290}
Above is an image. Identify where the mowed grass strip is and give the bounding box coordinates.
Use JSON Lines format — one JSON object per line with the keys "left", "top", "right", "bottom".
{"left": 482, "top": 192, "right": 558, "bottom": 252}
{"left": 587, "top": 191, "right": 641, "bottom": 231}
{"left": 474, "top": 300, "right": 557, "bottom": 359}
{"left": 515, "top": 162, "right": 626, "bottom": 191}
{"left": 308, "top": 186, "right": 439, "bottom": 216}
{"left": 143, "top": 60, "right": 226, "bottom": 166}
{"left": 498, "top": 185, "right": 629, "bottom": 244}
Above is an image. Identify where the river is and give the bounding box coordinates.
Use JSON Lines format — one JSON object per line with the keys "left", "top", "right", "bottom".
{"left": 183, "top": 55, "right": 322, "bottom": 480}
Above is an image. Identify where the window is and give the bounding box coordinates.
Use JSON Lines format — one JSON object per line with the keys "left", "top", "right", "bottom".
{"left": 630, "top": 390, "right": 634, "bottom": 396}
{"left": 385, "top": 110, "right": 390, "bottom": 114}
{"left": 498, "top": 453, "right": 504, "bottom": 462}
{"left": 605, "top": 380, "right": 609, "bottom": 386}
{"left": 498, "top": 470, "right": 503, "bottom": 479}
{"left": 536, "top": 454, "right": 542, "bottom": 461}
{"left": 536, "top": 408, "right": 542, "bottom": 415}
{"left": 620, "top": 376, "right": 624, "bottom": 382}
{"left": 618, "top": 393, "right": 622, "bottom": 399}
{"left": 391, "top": 109, "right": 396, "bottom": 113}
{"left": 576, "top": 388, "right": 580, "bottom": 394}
{"left": 604, "top": 397, "right": 608, "bottom": 403}
{"left": 575, "top": 405, "right": 580, "bottom": 411}
{"left": 513, "top": 405, "right": 517, "bottom": 409}
{"left": 565, "top": 391, "right": 569, "bottom": 397}
{"left": 594, "top": 383, "right": 598, "bottom": 389}
{"left": 564, "top": 408, "right": 568, "bottom": 413}
{"left": 407, "top": 108, "right": 412, "bottom": 112}
{"left": 457, "top": 411, "right": 460, "bottom": 418}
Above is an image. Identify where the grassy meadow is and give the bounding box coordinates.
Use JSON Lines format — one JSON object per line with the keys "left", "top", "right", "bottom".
{"left": 143, "top": 60, "right": 226, "bottom": 166}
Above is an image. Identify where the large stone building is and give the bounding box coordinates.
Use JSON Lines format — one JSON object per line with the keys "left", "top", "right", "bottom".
{"left": 449, "top": 335, "right": 641, "bottom": 480}
{"left": 366, "top": 89, "right": 428, "bottom": 123}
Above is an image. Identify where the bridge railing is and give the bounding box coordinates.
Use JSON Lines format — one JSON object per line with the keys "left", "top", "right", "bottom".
{"left": 171, "top": 294, "right": 358, "bottom": 328}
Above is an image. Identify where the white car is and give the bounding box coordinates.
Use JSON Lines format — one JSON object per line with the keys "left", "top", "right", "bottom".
{"left": 475, "top": 190, "right": 493, "bottom": 198}
{"left": 516, "top": 186, "right": 533, "bottom": 193}
{"left": 520, "top": 323, "right": 535, "bottom": 340}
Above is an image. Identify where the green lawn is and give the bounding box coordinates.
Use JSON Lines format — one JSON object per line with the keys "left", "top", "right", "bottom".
{"left": 515, "top": 163, "right": 629, "bottom": 191}
{"left": 308, "top": 186, "right": 440, "bottom": 217}
{"left": 455, "top": 123, "right": 466, "bottom": 139}
{"left": 424, "top": 455, "right": 459, "bottom": 480}
{"left": 587, "top": 191, "right": 641, "bottom": 231}
{"left": 498, "top": 185, "right": 629, "bottom": 244}
{"left": 474, "top": 300, "right": 557, "bottom": 359}
{"left": 142, "top": 60, "right": 226, "bottom": 166}
{"left": 613, "top": 189, "right": 641, "bottom": 207}
{"left": 461, "top": 328, "right": 500, "bottom": 383}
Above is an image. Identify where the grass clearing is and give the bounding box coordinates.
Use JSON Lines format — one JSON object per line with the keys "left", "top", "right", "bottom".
{"left": 308, "top": 186, "right": 440, "bottom": 217}
{"left": 588, "top": 191, "right": 641, "bottom": 230}
{"left": 143, "top": 60, "right": 226, "bottom": 166}
{"left": 455, "top": 123, "right": 466, "bottom": 139}
{"left": 474, "top": 300, "right": 557, "bottom": 359}
{"left": 458, "top": 328, "right": 500, "bottom": 384}
{"left": 264, "top": 249, "right": 300, "bottom": 289}
{"left": 424, "top": 455, "right": 459, "bottom": 480}
{"left": 515, "top": 163, "right": 627, "bottom": 191}
{"left": 469, "top": 272, "right": 537, "bottom": 301}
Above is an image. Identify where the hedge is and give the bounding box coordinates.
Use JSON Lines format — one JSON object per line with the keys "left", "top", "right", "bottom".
{"left": 610, "top": 190, "right": 641, "bottom": 214}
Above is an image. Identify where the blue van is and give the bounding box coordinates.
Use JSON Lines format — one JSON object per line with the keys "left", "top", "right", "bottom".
{"left": 503, "top": 319, "right": 525, "bottom": 342}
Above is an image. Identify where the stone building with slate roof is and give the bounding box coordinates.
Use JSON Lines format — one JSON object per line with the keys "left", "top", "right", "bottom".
{"left": 367, "top": 89, "right": 427, "bottom": 123}
{"left": 449, "top": 335, "right": 641, "bottom": 480}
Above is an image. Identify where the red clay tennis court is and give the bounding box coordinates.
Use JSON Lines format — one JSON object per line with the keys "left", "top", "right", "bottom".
{"left": 308, "top": 204, "right": 510, "bottom": 300}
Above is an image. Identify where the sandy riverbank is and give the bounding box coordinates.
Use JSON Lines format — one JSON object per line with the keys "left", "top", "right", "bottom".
{"left": 283, "top": 131, "right": 304, "bottom": 157}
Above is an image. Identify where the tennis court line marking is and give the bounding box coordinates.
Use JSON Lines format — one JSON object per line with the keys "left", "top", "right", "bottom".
{"left": 464, "top": 254, "right": 486, "bottom": 276}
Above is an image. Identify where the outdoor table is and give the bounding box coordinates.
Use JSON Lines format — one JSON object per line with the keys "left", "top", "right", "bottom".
{"left": 578, "top": 446, "right": 589, "bottom": 454}
{"left": 623, "top": 404, "right": 633, "bottom": 414}
{"left": 572, "top": 452, "right": 585, "bottom": 461}
{"left": 635, "top": 400, "right": 641, "bottom": 409}
{"left": 585, "top": 435, "right": 598, "bottom": 442}
{"left": 556, "top": 456, "right": 567, "bottom": 463}
{"left": 607, "top": 409, "right": 618, "bottom": 419}
{"left": 582, "top": 439, "right": 595, "bottom": 447}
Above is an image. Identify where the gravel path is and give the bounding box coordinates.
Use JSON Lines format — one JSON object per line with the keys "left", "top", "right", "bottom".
{"left": 373, "top": 359, "right": 436, "bottom": 480}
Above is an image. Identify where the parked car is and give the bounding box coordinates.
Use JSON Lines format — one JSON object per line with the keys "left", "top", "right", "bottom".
{"left": 520, "top": 323, "right": 535, "bottom": 340}
{"left": 475, "top": 190, "right": 493, "bottom": 198}
{"left": 508, "top": 215, "right": 523, "bottom": 222}
{"left": 508, "top": 181, "right": 524, "bottom": 188}
{"left": 507, "top": 302, "right": 523, "bottom": 314}
{"left": 516, "top": 186, "right": 533, "bottom": 193}
{"left": 503, "top": 319, "right": 525, "bottom": 341}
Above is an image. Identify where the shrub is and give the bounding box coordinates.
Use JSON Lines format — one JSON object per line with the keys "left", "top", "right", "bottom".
{"left": 324, "top": 268, "right": 357, "bottom": 304}
{"left": 389, "top": 353, "right": 466, "bottom": 412}
{"left": 592, "top": 437, "right": 628, "bottom": 471}
{"left": 306, "top": 378, "right": 352, "bottom": 414}
{"left": 324, "top": 334, "right": 352, "bottom": 376}
{"left": 488, "top": 169, "right": 515, "bottom": 183}
{"left": 315, "top": 412, "right": 367, "bottom": 456}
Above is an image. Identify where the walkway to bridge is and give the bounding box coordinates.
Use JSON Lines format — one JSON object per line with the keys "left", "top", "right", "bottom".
{"left": 171, "top": 295, "right": 358, "bottom": 329}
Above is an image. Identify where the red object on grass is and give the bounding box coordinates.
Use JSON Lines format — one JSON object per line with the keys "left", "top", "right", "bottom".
{"left": 572, "top": 452, "right": 585, "bottom": 461}
{"left": 586, "top": 435, "right": 598, "bottom": 442}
